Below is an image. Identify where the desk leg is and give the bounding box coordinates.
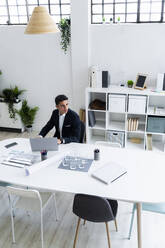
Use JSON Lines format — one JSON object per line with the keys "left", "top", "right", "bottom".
{"left": 136, "top": 203, "right": 142, "bottom": 248}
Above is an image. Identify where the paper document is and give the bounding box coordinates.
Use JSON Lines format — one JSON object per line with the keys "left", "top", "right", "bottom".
{"left": 92, "top": 162, "right": 127, "bottom": 184}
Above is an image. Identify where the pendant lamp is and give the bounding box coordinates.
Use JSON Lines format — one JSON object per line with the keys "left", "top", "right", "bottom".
{"left": 24, "top": 6, "right": 59, "bottom": 34}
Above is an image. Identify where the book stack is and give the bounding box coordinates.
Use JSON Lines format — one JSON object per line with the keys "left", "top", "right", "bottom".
{"left": 127, "top": 118, "right": 139, "bottom": 131}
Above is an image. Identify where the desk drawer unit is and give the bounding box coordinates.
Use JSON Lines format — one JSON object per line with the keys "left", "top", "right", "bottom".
{"left": 108, "top": 94, "right": 126, "bottom": 113}
{"left": 128, "top": 95, "right": 147, "bottom": 114}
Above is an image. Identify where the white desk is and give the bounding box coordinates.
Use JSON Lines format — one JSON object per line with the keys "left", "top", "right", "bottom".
{"left": 1, "top": 138, "right": 165, "bottom": 248}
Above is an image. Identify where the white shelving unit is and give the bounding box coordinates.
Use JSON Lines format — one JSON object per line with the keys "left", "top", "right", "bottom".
{"left": 86, "top": 86, "right": 165, "bottom": 152}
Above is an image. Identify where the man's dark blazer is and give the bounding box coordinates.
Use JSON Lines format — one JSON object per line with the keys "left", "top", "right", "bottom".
{"left": 39, "top": 109, "right": 81, "bottom": 144}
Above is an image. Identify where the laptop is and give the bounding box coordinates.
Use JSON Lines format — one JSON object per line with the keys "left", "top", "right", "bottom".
{"left": 30, "top": 138, "right": 59, "bottom": 152}
{"left": 92, "top": 162, "right": 127, "bottom": 184}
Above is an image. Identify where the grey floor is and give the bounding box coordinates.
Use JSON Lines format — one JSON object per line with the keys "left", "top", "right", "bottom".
{"left": 0, "top": 131, "right": 165, "bottom": 248}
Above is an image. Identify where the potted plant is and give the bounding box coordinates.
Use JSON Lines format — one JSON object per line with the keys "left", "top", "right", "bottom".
{"left": 2, "top": 86, "right": 25, "bottom": 119}
{"left": 0, "top": 70, "right": 2, "bottom": 75}
{"left": 117, "top": 16, "right": 120, "bottom": 23}
{"left": 15, "top": 100, "right": 39, "bottom": 132}
{"left": 58, "top": 18, "right": 71, "bottom": 54}
{"left": 102, "top": 17, "right": 106, "bottom": 24}
{"left": 127, "top": 80, "right": 134, "bottom": 88}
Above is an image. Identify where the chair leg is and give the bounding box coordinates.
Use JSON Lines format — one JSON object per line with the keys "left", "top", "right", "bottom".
{"left": 53, "top": 193, "right": 58, "bottom": 221}
{"left": 114, "top": 219, "right": 118, "bottom": 232}
{"left": 128, "top": 203, "right": 136, "bottom": 239}
{"left": 83, "top": 220, "right": 86, "bottom": 226}
{"left": 73, "top": 218, "right": 81, "bottom": 248}
{"left": 105, "top": 222, "right": 111, "bottom": 248}
{"left": 40, "top": 209, "right": 44, "bottom": 248}
{"left": 8, "top": 195, "right": 15, "bottom": 243}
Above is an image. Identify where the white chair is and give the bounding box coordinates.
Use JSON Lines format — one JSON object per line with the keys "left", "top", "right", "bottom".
{"left": 95, "top": 141, "right": 121, "bottom": 148}
{"left": 7, "top": 186, "right": 58, "bottom": 248}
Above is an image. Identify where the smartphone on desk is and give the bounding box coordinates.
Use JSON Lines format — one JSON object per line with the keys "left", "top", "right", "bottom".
{"left": 5, "top": 142, "right": 18, "bottom": 149}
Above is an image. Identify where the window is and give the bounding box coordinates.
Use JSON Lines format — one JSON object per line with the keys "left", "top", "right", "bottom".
{"left": 91, "top": 0, "right": 165, "bottom": 23}
{"left": 0, "top": 0, "right": 70, "bottom": 25}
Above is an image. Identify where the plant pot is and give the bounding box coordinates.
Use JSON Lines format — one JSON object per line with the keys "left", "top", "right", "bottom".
{"left": 26, "top": 125, "right": 32, "bottom": 133}
{"left": 128, "top": 85, "right": 133, "bottom": 88}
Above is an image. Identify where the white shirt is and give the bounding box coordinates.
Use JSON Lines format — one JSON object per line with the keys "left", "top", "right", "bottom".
{"left": 59, "top": 113, "right": 66, "bottom": 139}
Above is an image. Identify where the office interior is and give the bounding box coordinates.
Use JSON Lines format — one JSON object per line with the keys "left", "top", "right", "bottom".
{"left": 0, "top": 0, "right": 165, "bottom": 247}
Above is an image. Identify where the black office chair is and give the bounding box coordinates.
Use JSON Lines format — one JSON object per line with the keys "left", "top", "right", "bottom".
{"left": 72, "top": 194, "right": 118, "bottom": 248}
{"left": 79, "top": 121, "right": 85, "bottom": 143}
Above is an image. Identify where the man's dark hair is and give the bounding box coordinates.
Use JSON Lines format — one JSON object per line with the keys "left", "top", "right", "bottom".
{"left": 55, "top": 95, "right": 68, "bottom": 105}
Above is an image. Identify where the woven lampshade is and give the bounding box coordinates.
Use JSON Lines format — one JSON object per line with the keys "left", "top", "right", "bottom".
{"left": 24, "top": 6, "right": 59, "bottom": 34}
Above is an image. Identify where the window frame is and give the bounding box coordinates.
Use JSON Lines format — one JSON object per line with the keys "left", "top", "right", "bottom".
{"left": 91, "top": 0, "right": 165, "bottom": 24}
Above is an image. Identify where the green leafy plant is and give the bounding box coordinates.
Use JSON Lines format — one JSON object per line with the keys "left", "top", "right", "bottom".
{"left": 127, "top": 80, "right": 134, "bottom": 88}
{"left": 0, "top": 70, "right": 2, "bottom": 75}
{"left": 117, "top": 16, "right": 120, "bottom": 22}
{"left": 58, "top": 18, "right": 71, "bottom": 54}
{"left": 2, "top": 86, "right": 25, "bottom": 119}
{"left": 102, "top": 17, "right": 106, "bottom": 22}
{"left": 15, "top": 100, "right": 39, "bottom": 128}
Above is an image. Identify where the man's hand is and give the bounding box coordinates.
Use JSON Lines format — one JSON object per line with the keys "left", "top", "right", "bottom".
{"left": 57, "top": 139, "right": 61, "bottom": 144}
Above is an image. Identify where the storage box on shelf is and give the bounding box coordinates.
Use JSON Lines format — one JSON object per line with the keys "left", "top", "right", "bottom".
{"left": 86, "top": 87, "right": 165, "bottom": 152}
{"left": 0, "top": 101, "right": 24, "bottom": 132}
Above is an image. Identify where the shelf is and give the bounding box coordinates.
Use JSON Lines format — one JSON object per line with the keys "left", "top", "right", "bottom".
{"left": 108, "top": 121, "right": 125, "bottom": 131}
{"left": 89, "top": 121, "right": 105, "bottom": 130}
{"left": 88, "top": 135, "right": 105, "bottom": 144}
{"left": 127, "top": 112, "right": 147, "bottom": 116}
{"left": 127, "top": 130, "right": 145, "bottom": 134}
{"left": 147, "top": 112, "right": 165, "bottom": 116}
{"left": 126, "top": 139, "right": 144, "bottom": 150}
{"left": 108, "top": 111, "right": 126, "bottom": 114}
{"left": 149, "top": 141, "right": 164, "bottom": 152}
{"left": 88, "top": 109, "right": 106, "bottom": 113}
{"left": 146, "top": 132, "right": 165, "bottom": 136}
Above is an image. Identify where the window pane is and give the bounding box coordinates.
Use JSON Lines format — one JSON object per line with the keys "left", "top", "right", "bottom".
{"left": 61, "top": 5, "right": 70, "bottom": 14}
{"left": 50, "top": 5, "right": 60, "bottom": 14}
{"left": 104, "top": 14, "right": 113, "bottom": 21}
{"left": 10, "top": 16, "right": 19, "bottom": 23}
{"left": 92, "top": 5, "right": 102, "bottom": 14}
{"left": 19, "top": 16, "right": 28, "bottom": 23}
{"left": 140, "top": 13, "right": 150, "bottom": 21}
{"left": 104, "top": 0, "right": 113, "bottom": 3}
{"left": 127, "top": 3, "right": 137, "bottom": 13}
{"left": 18, "top": 6, "right": 27, "bottom": 15}
{"left": 0, "top": 7, "right": 8, "bottom": 15}
{"left": 52, "top": 15, "right": 60, "bottom": 23}
{"left": 61, "top": 0, "right": 70, "bottom": 3}
{"left": 28, "top": 0, "right": 38, "bottom": 4}
{"left": 18, "top": 0, "right": 26, "bottom": 4}
{"left": 140, "top": 3, "right": 150, "bottom": 13}
{"left": 9, "top": 6, "right": 18, "bottom": 15}
{"left": 151, "top": 2, "right": 161, "bottom": 13}
{"left": 150, "top": 13, "right": 161, "bottom": 21}
{"left": 0, "top": 16, "right": 8, "bottom": 24}
{"left": 104, "top": 4, "right": 113, "bottom": 13}
{"left": 39, "top": 0, "right": 48, "bottom": 4}
{"left": 0, "top": 0, "right": 7, "bottom": 5}
{"left": 50, "top": 0, "right": 59, "bottom": 3}
{"left": 115, "top": 0, "right": 126, "bottom": 3}
{"left": 92, "top": 14, "right": 102, "bottom": 22}
{"left": 126, "top": 13, "right": 137, "bottom": 22}
{"left": 92, "top": 0, "right": 102, "bottom": 3}
{"left": 115, "top": 14, "right": 125, "bottom": 22}
{"left": 115, "top": 4, "right": 125, "bottom": 13}
{"left": 8, "top": 0, "right": 17, "bottom": 5}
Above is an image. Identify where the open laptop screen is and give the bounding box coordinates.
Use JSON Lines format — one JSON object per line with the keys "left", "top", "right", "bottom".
{"left": 30, "top": 138, "right": 58, "bottom": 151}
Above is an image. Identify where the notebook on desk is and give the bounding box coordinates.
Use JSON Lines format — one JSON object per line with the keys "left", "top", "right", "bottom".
{"left": 92, "top": 162, "right": 127, "bottom": 184}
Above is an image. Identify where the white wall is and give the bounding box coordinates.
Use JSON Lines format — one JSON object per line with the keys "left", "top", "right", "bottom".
{"left": 0, "top": 26, "right": 72, "bottom": 131}
{"left": 89, "top": 23, "right": 165, "bottom": 87}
